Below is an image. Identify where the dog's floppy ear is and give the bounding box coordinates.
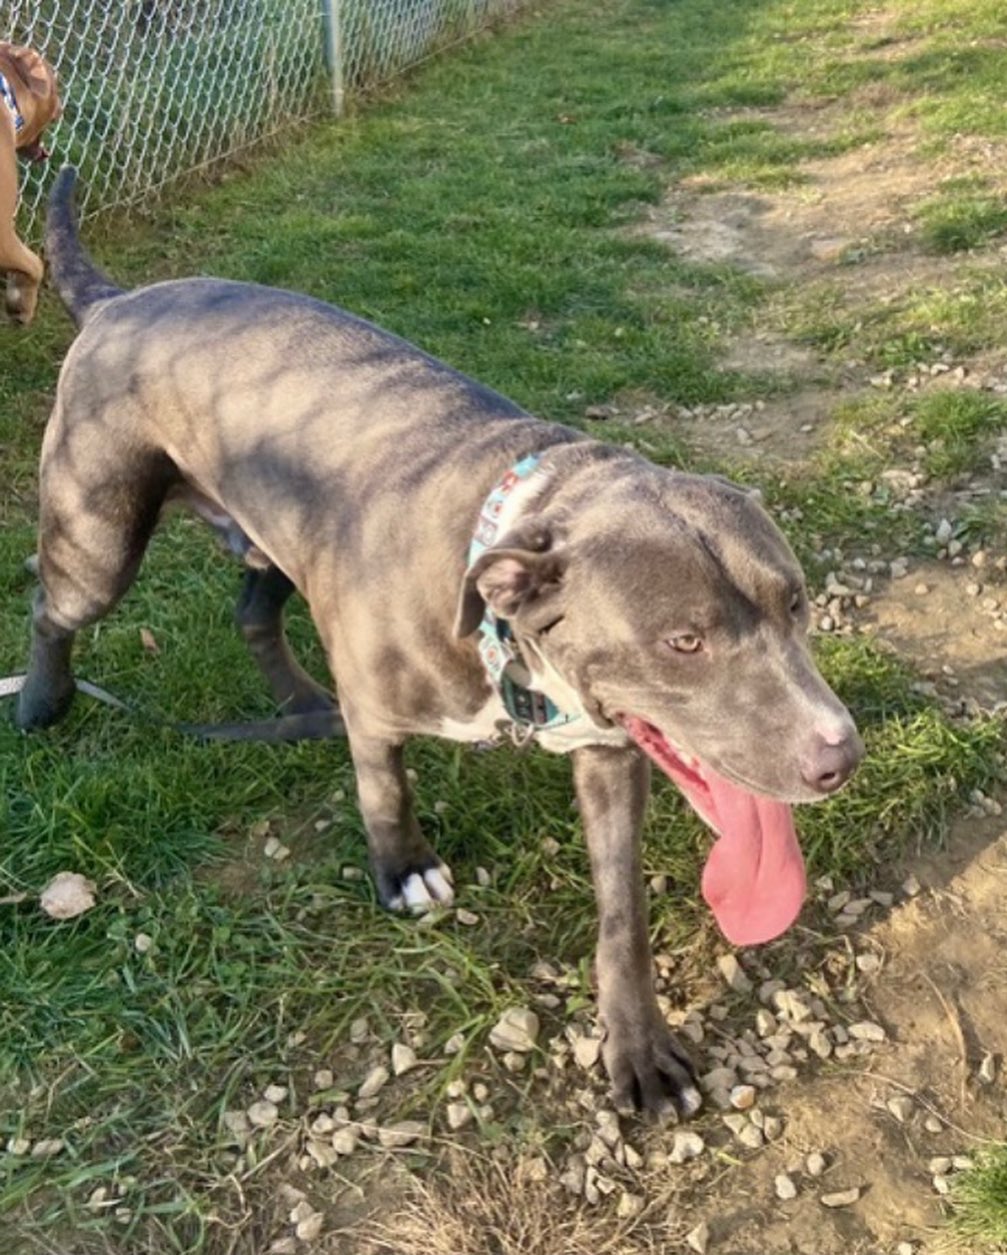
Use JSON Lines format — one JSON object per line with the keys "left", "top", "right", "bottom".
{"left": 454, "top": 518, "right": 566, "bottom": 638}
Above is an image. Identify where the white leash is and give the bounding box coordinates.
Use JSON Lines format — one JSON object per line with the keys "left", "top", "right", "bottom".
{"left": 0, "top": 673, "right": 131, "bottom": 710}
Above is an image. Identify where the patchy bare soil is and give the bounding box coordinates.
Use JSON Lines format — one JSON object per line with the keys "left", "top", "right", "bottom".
{"left": 691, "top": 816, "right": 1007, "bottom": 1255}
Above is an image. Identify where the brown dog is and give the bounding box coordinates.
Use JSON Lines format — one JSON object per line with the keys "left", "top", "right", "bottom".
{"left": 0, "top": 39, "right": 61, "bottom": 324}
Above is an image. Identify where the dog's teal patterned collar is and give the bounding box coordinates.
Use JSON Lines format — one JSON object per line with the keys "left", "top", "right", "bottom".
{"left": 467, "top": 453, "right": 579, "bottom": 734}
{"left": 0, "top": 72, "right": 24, "bottom": 133}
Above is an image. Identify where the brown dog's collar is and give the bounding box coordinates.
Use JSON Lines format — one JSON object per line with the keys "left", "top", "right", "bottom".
{"left": 0, "top": 71, "right": 24, "bottom": 132}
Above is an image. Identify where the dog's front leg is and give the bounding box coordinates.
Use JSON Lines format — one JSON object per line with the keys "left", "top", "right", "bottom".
{"left": 347, "top": 729, "right": 454, "bottom": 913}
{"left": 573, "top": 744, "right": 702, "bottom": 1120}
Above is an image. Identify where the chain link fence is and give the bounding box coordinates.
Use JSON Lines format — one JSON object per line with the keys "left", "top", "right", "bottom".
{"left": 7, "top": 0, "right": 530, "bottom": 235}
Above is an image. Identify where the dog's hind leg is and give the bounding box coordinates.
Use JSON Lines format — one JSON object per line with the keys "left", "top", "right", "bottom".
{"left": 235, "top": 565, "right": 338, "bottom": 717}
{"left": 16, "top": 436, "right": 175, "bottom": 730}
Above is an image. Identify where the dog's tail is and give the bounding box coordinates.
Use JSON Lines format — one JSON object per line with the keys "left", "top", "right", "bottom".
{"left": 45, "top": 166, "right": 123, "bottom": 325}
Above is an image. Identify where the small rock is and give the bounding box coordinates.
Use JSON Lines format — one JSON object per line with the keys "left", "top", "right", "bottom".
{"left": 472, "top": 1082, "right": 489, "bottom": 1103}
{"left": 331, "top": 1127, "right": 359, "bottom": 1156}
{"left": 686, "top": 1221, "right": 710, "bottom": 1254}
{"left": 702, "top": 1067, "right": 739, "bottom": 1092}
{"left": 806, "top": 1151, "right": 827, "bottom": 1177}
{"left": 456, "top": 909, "right": 480, "bottom": 927}
{"left": 377, "top": 1120, "right": 425, "bottom": 1149}
{"left": 617, "top": 1191, "right": 645, "bottom": 1219}
{"left": 349, "top": 1017, "right": 370, "bottom": 1043}
{"left": 392, "top": 1044, "right": 418, "bottom": 1076}
{"left": 924, "top": 1115, "right": 943, "bottom": 1134}
{"left": 763, "top": 1116, "right": 784, "bottom": 1140}
{"left": 39, "top": 872, "right": 97, "bottom": 920}
{"left": 897, "top": 1244, "right": 914, "bottom": 1255}
{"left": 855, "top": 953, "right": 881, "bottom": 974}
{"left": 717, "top": 954, "right": 752, "bottom": 994}
{"left": 935, "top": 519, "right": 954, "bottom": 545}
{"left": 263, "top": 1084, "right": 288, "bottom": 1105}
{"left": 289, "top": 1200, "right": 315, "bottom": 1226}
{"left": 887, "top": 1095, "right": 914, "bottom": 1123}
{"left": 30, "top": 1138, "right": 64, "bottom": 1158}
{"left": 6, "top": 1137, "right": 30, "bottom": 1156}
{"left": 902, "top": 874, "right": 921, "bottom": 897}
{"left": 755, "top": 1009, "right": 777, "bottom": 1037}
{"left": 313, "top": 1068, "right": 334, "bottom": 1091}
{"left": 978, "top": 1053, "right": 997, "bottom": 1084}
{"left": 775, "top": 1173, "right": 798, "bottom": 1201}
{"left": 306, "top": 1137, "right": 338, "bottom": 1168}
{"left": 738, "top": 1124, "right": 765, "bottom": 1150}
{"left": 475, "top": 866, "right": 491, "bottom": 887}
{"left": 573, "top": 1035, "right": 602, "bottom": 1070}
{"left": 357, "top": 1066, "right": 390, "bottom": 1100}
{"left": 809, "top": 1031, "right": 832, "bottom": 1059}
{"left": 928, "top": 1156, "right": 952, "bottom": 1175}
{"left": 489, "top": 1007, "right": 540, "bottom": 1053}
{"left": 669, "top": 1131, "right": 705, "bottom": 1163}
{"left": 502, "top": 1051, "right": 527, "bottom": 1073}
{"left": 446, "top": 1102, "right": 472, "bottom": 1131}
{"left": 295, "top": 1212, "right": 324, "bottom": 1242}
{"left": 269, "top": 1241, "right": 298, "bottom": 1255}
{"left": 933, "top": 1174, "right": 951, "bottom": 1196}
{"left": 246, "top": 1101, "right": 278, "bottom": 1127}
{"left": 821, "top": 1187, "right": 862, "bottom": 1208}
{"left": 952, "top": 1155, "right": 974, "bottom": 1171}
{"left": 445, "top": 1032, "right": 465, "bottom": 1055}
{"left": 848, "top": 1021, "right": 886, "bottom": 1042}
{"left": 730, "top": 1085, "right": 757, "bottom": 1110}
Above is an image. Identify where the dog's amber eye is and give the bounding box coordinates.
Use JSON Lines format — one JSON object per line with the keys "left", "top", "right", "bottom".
{"left": 667, "top": 633, "right": 703, "bottom": 654}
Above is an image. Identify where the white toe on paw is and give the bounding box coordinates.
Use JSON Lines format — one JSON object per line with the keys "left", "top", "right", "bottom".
{"left": 425, "top": 866, "right": 455, "bottom": 905}
{"left": 402, "top": 873, "right": 435, "bottom": 913}
{"left": 387, "top": 893, "right": 405, "bottom": 912}
{"left": 681, "top": 1086, "right": 703, "bottom": 1117}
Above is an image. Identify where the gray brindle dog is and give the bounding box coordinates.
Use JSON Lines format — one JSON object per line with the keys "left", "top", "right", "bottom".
{"left": 18, "top": 168, "right": 863, "bottom": 1119}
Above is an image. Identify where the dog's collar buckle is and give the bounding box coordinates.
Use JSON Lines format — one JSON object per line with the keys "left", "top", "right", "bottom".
{"left": 467, "top": 453, "right": 580, "bottom": 736}
{"left": 0, "top": 72, "right": 25, "bottom": 132}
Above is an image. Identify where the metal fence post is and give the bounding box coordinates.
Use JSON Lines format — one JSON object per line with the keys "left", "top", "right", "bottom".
{"left": 322, "top": 0, "right": 345, "bottom": 116}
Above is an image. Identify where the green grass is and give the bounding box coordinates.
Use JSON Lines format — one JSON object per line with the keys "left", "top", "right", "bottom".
{"left": 3, "top": 0, "right": 1007, "bottom": 1249}
{"left": 916, "top": 183, "right": 1007, "bottom": 254}
{"left": 952, "top": 1148, "right": 1007, "bottom": 1249}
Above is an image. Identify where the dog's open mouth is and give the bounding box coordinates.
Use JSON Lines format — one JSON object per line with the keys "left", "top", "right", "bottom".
{"left": 618, "top": 715, "right": 806, "bottom": 946}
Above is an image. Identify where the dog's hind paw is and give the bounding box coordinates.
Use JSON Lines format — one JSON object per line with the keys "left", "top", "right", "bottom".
{"left": 385, "top": 862, "right": 455, "bottom": 914}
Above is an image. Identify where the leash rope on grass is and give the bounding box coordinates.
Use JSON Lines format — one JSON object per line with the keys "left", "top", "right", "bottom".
{"left": 0, "top": 673, "right": 344, "bottom": 742}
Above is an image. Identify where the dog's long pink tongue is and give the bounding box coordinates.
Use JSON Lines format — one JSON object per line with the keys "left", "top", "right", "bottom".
{"left": 699, "top": 773, "right": 805, "bottom": 945}
{"left": 620, "top": 717, "right": 806, "bottom": 945}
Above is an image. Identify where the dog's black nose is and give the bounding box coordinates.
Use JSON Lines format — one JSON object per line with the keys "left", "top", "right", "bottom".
{"left": 801, "top": 731, "right": 864, "bottom": 795}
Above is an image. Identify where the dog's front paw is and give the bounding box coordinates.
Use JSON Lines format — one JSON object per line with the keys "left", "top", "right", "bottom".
{"left": 602, "top": 1010, "right": 702, "bottom": 1121}
{"left": 4, "top": 276, "right": 37, "bottom": 325}
{"left": 376, "top": 859, "right": 455, "bottom": 914}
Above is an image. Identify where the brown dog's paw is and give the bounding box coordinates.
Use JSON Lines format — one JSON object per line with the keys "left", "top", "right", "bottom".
{"left": 4, "top": 278, "right": 37, "bottom": 325}
{"left": 602, "top": 1015, "right": 702, "bottom": 1121}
